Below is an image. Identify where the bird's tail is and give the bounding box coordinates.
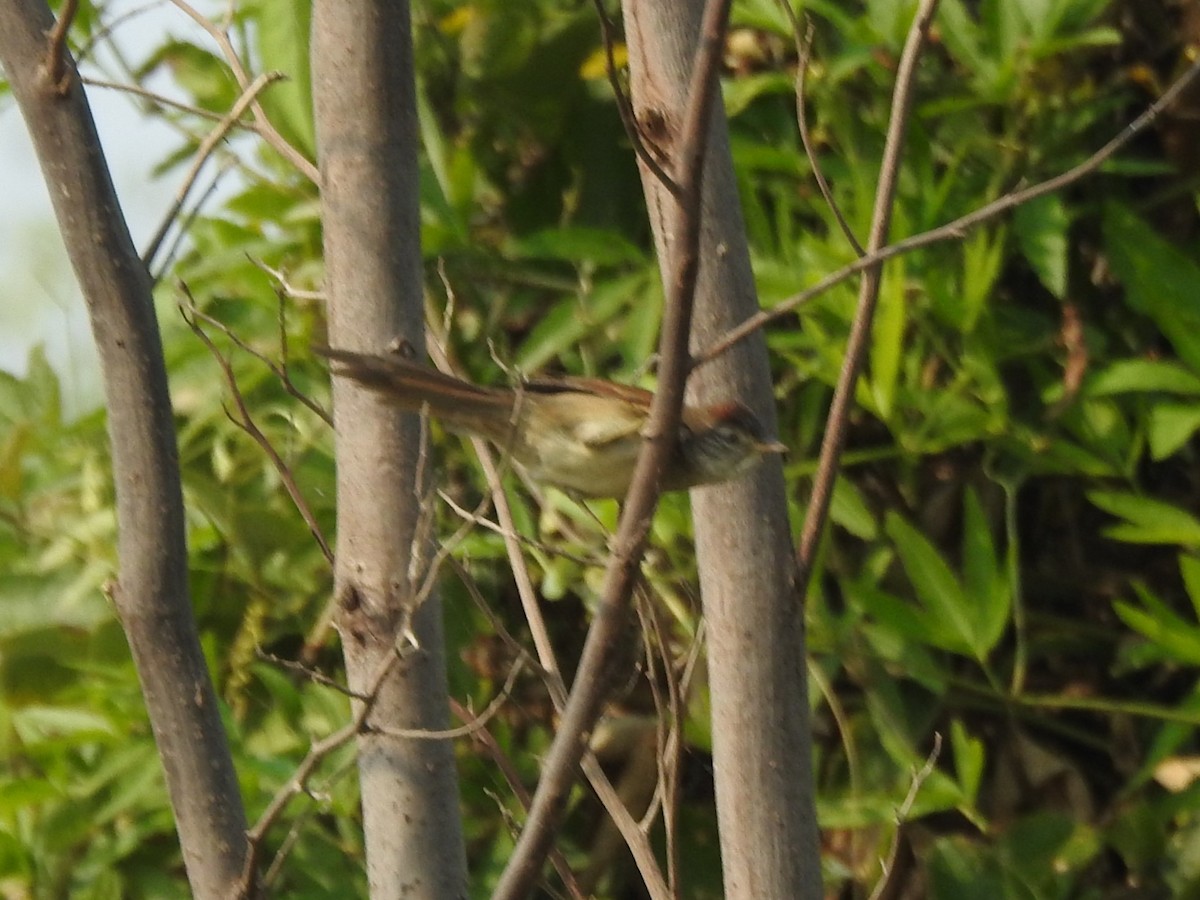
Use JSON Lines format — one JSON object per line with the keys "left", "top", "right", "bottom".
{"left": 314, "top": 346, "right": 517, "bottom": 442}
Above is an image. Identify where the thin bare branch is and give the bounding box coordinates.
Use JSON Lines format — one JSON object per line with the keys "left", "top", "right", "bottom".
{"left": 75, "top": 0, "right": 162, "bottom": 63}
{"left": 250, "top": 257, "right": 327, "bottom": 302}
{"left": 436, "top": 490, "right": 597, "bottom": 567}
{"left": 235, "top": 639, "right": 410, "bottom": 898}
{"left": 590, "top": 0, "right": 681, "bottom": 198}
{"left": 781, "top": 4, "right": 865, "bottom": 255}
{"left": 450, "top": 698, "right": 588, "bottom": 900}
{"left": 796, "top": 0, "right": 939, "bottom": 575}
{"left": 43, "top": 0, "right": 78, "bottom": 93}
{"left": 180, "top": 293, "right": 335, "bottom": 564}
{"left": 182, "top": 287, "right": 332, "bottom": 427}
{"left": 374, "top": 657, "right": 526, "bottom": 740}
{"left": 152, "top": 159, "right": 238, "bottom": 282}
{"left": 143, "top": 70, "right": 285, "bottom": 273}
{"left": 491, "top": 1, "right": 732, "bottom": 895}
{"left": 425, "top": 334, "right": 671, "bottom": 896}
{"left": 867, "top": 733, "right": 943, "bottom": 900}
{"left": 695, "top": 49, "right": 1200, "bottom": 368}
{"left": 169, "top": 0, "right": 320, "bottom": 183}
{"left": 256, "top": 648, "right": 363, "bottom": 698}
{"left": 81, "top": 75, "right": 229, "bottom": 121}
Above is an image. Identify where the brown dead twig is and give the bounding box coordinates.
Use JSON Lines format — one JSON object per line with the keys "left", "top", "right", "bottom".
{"left": 796, "top": 0, "right": 941, "bottom": 580}
{"left": 589, "top": 0, "right": 680, "bottom": 198}
{"left": 179, "top": 291, "right": 334, "bottom": 564}
{"left": 424, "top": 278, "right": 674, "bottom": 895}
{"left": 867, "top": 733, "right": 943, "bottom": 900}
{"left": 143, "top": 70, "right": 286, "bottom": 273}
{"left": 43, "top": 0, "right": 78, "bottom": 93}
{"left": 695, "top": 48, "right": 1200, "bottom": 369}
{"left": 492, "top": 0, "right": 734, "bottom": 896}
{"left": 169, "top": 0, "right": 319, "bottom": 183}
{"left": 782, "top": 6, "right": 865, "bottom": 257}
{"left": 231, "top": 633, "right": 406, "bottom": 898}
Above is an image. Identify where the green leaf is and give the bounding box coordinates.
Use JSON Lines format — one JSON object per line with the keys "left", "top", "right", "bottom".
{"left": 958, "top": 227, "right": 1006, "bottom": 332}
{"left": 1182, "top": 554, "right": 1200, "bottom": 622}
{"left": 12, "top": 706, "right": 116, "bottom": 745}
{"left": 950, "top": 719, "right": 985, "bottom": 806}
{"left": 1148, "top": 402, "right": 1200, "bottom": 461}
{"left": 515, "top": 270, "right": 652, "bottom": 373}
{"left": 1114, "top": 585, "right": 1200, "bottom": 667}
{"left": 869, "top": 265, "right": 906, "bottom": 420}
{"left": 0, "top": 573, "right": 111, "bottom": 638}
{"left": 830, "top": 478, "right": 878, "bottom": 541}
{"left": 960, "top": 489, "right": 1010, "bottom": 655}
{"left": 250, "top": 0, "right": 316, "bottom": 159}
{"left": 1089, "top": 491, "right": 1200, "bottom": 547}
{"left": 1085, "top": 359, "right": 1200, "bottom": 398}
{"left": 508, "top": 227, "right": 646, "bottom": 266}
{"left": 1013, "top": 194, "right": 1069, "bottom": 297}
{"left": 886, "top": 513, "right": 978, "bottom": 659}
{"left": 1103, "top": 203, "right": 1200, "bottom": 373}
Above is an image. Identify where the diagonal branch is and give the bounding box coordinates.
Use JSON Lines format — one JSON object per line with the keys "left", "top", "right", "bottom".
{"left": 795, "top": 0, "right": 940, "bottom": 576}
{"left": 142, "top": 70, "right": 286, "bottom": 274}
{"left": 694, "top": 49, "right": 1200, "bottom": 368}
{"left": 491, "top": 1, "right": 733, "bottom": 896}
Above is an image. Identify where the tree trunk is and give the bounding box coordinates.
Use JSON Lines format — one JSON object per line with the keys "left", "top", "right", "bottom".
{"left": 622, "top": 0, "right": 823, "bottom": 895}
{"left": 311, "top": 1, "right": 468, "bottom": 896}
{"left": 0, "top": 2, "right": 249, "bottom": 896}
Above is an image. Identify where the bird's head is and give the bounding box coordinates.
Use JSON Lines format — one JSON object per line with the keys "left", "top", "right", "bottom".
{"left": 681, "top": 402, "right": 787, "bottom": 487}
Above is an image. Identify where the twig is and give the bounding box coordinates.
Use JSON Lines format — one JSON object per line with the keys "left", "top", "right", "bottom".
{"left": 373, "top": 657, "right": 525, "bottom": 740}
{"left": 143, "top": 70, "right": 285, "bottom": 273}
{"left": 169, "top": 0, "right": 320, "bottom": 183}
{"left": 695, "top": 50, "right": 1200, "bottom": 368}
{"left": 797, "top": 0, "right": 940, "bottom": 580}
{"left": 436, "top": 490, "right": 597, "bottom": 568}
{"left": 43, "top": 0, "right": 78, "bottom": 93}
{"left": 181, "top": 286, "right": 332, "bottom": 427}
{"left": 234, "top": 635, "right": 410, "bottom": 898}
{"left": 867, "top": 733, "right": 942, "bottom": 900}
{"left": 781, "top": 4, "right": 865, "bottom": 256}
{"left": 257, "top": 648, "right": 362, "bottom": 697}
{"left": 74, "top": 0, "right": 161, "bottom": 63}
{"left": 450, "top": 698, "right": 588, "bottom": 900}
{"left": 637, "top": 590, "right": 684, "bottom": 892}
{"left": 151, "top": 159, "right": 237, "bottom": 283}
{"left": 423, "top": 278, "right": 672, "bottom": 893}
{"left": 807, "top": 659, "right": 864, "bottom": 866}
{"left": 589, "top": 0, "right": 681, "bottom": 198}
{"left": 490, "top": 1, "right": 732, "bottom": 896}
{"left": 80, "top": 75, "right": 229, "bottom": 121}
{"left": 250, "top": 256, "right": 327, "bottom": 302}
{"left": 179, "top": 292, "right": 335, "bottom": 564}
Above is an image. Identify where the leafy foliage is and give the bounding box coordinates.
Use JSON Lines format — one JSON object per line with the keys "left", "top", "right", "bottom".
{"left": 5, "top": 0, "right": 1200, "bottom": 895}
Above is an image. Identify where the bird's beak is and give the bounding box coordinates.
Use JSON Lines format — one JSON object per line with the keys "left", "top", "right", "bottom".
{"left": 757, "top": 439, "right": 788, "bottom": 455}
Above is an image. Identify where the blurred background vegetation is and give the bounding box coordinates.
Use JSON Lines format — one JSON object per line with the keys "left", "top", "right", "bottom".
{"left": 4, "top": 0, "right": 1200, "bottom": 896}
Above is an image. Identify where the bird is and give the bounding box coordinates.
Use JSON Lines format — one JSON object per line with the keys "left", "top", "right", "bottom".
{"left": 317, "top": 346, "right": 786, "bottom": 499}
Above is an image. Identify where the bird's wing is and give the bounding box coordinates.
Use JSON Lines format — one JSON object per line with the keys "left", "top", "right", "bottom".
{"left": 522, "top": 376, "right": 652, "bottom": 448}
{"left": 526, "top": 375, "right": 654, "bottom": 406}
{"left": 573, "top": 409, "right": 645, "bottom": 447}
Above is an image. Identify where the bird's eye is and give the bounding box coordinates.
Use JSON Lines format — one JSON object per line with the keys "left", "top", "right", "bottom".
{"left": 715, "top": 424, "right": 741, "bottom": 446}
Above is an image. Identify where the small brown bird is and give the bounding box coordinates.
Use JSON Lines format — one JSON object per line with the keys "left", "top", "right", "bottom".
{"left": 318, "top": 347, "right": 786, "bottom": 498}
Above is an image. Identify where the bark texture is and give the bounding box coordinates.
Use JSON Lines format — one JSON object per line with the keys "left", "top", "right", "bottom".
{"left": 622, "top": 0, "right": 823, "bottom": 895}
{"left": 311, "top": 1, "right": 468, "bottom": 896}
{"left": 0, "top": 3, "right": 249, "bottom": 896}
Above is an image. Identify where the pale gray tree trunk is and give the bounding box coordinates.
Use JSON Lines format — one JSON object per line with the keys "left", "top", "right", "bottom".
{"left": 311, "top": 1, "right": 468, "bottom": 897}
{"left": 622, "top": 0, "right": 823, "bottom": 895}
{"left": 0, "top": 3, "right": 249, "bottom": 897}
